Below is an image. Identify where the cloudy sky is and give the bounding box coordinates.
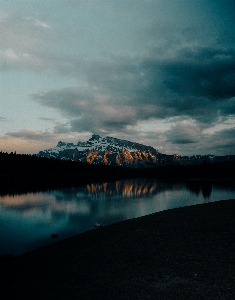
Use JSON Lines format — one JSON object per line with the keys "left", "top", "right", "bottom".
{"left": 1, "top": 0, "right": 235, "bottom": 156}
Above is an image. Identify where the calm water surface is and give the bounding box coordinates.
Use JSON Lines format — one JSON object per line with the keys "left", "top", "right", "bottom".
{"left": 0, "top": 178, "right": 234, "bottom": 255}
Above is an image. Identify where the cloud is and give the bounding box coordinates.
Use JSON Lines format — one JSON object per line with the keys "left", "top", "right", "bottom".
{"left": 0, "top": 13, "right": 52, "bottom": 50}
{"left": 140, "top": 124, "right": 235, "bottom": 156}
{"left": 0, "top": 49, "right": 46, "bottom": 70}
{"left": 32, "top": 87, "right": 95, "bottom": 116}
{"left": 6, "top": 129, "right": 58, "bottom": 143}
{"left": 165, "top": 120, "right": 201, "bottom": 144}
{"left": 53, "top": 124, "right": 71, "bottom": 134}
{"left": 81, "top": 47, "right": 235, "bottom": 122}
{"left": 39, "top": 117, "right": 58, "bottom": 123}
{"left": 32, "top": 43, "right": 235, "bottom": 137}
{"left": 0, "top": 13, "right": 55, "bottom": 71}
{"left": 207, "top": 127, "right": 235, "bottom": 151}
{"left": 159, "top": 47, "right": 235, "bottom": 100}
{"left": 34, "top": 19, "right": 51, "bottom": 29}
{"left": 32, "top": 86, "right": 139, "bottom": 135}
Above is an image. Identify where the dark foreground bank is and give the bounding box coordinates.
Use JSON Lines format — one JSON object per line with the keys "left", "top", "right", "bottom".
{"left": 1, "top": 199, "right": 235, "bottom": 300}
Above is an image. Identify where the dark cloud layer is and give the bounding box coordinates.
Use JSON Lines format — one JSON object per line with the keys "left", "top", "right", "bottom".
{"left": 160, "top": 47, "right": 235, "bottom": 100}
{"left": 202, "top": 127, "right": 235, "bottom": 155}
{"left": 32, "top": 45, "right": 235, "bottom": 139}
{"left": 165, "top": 121, "right": 201, "bottom": 144}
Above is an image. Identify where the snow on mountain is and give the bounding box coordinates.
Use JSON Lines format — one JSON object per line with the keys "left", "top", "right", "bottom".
{"left": 38, "top": 134, "right": 160, "bottom": 167}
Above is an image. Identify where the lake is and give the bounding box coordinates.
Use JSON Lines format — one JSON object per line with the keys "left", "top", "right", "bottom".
{"left": 0, "top": 178, "right": 234, "bottom": 255}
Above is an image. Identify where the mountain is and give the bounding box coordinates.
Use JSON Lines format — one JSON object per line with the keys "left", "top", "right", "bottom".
{"left": 38, "top": 134, "right": 160, "bottom": 167}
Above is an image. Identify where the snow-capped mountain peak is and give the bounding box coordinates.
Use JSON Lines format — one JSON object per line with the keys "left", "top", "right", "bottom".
{"left": 38, "top": 134, "right": 159, "bottom": 167}
{"left": 88, "top": 134, "right": 102, "bottom": 142}
{"left": 57, "top": 141, "right": 76, "bottom": 148}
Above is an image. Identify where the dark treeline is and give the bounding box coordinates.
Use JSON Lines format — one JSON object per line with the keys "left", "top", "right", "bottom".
{"left": 141, "top": 160, "right": 235, "bottom": 181}
{"left": 0, "top": 152, "right": 131, "bottom": 195}
{"left": 0, "top": 152, "right": 234, "bottom": 195}
{"left": 0, "top": 151, "right": 122, "bottom": 175}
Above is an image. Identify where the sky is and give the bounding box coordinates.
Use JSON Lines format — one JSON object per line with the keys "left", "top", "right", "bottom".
{"left": 1, "top": 0, "right": 235, "bottom": 156}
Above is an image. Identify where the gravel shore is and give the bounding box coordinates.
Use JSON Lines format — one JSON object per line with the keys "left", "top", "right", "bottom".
{"left": 1, "top": 199, "right": 235, "bottom": 299}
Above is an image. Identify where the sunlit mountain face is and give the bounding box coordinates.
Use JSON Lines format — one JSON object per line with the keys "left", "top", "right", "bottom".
{"left": 38, "top": 134, "right": 160, "bottom": 167}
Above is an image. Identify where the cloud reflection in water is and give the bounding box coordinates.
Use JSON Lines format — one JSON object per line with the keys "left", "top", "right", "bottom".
{"left": 0, "top": 179, "right": 234, "bottom": 255}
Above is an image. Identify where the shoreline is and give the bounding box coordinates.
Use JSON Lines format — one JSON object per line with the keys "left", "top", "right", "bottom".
{"left": 1, "top": 199, "right": 235, "bottom": 299}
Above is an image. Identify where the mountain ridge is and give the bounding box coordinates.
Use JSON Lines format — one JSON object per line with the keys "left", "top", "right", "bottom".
{"left": 38, "top": 134, "right": 160, "bottom": 167}
{"left": 37, "top": 134, "right": 235, "bottom": 167}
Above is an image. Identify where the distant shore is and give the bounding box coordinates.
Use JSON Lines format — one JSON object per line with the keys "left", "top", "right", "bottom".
{"left": 1, "top": 198, "right": 235, "bottom": 299}
{"left": 1, "top": 169, "right": 235, "bottom": 197}
{"left": 1, "top": 153, "right": 235, "bottom": 196}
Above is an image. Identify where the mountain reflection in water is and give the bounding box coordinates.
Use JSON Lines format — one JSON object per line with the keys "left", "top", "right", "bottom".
{"left": 85, "top": 179, "right": 163, "bottom": 198}
{"left": 0, "top": 178, "right": 234, "bottom": 255}
{"left": 85, "top": 179, "right": 214, "bottom": 199}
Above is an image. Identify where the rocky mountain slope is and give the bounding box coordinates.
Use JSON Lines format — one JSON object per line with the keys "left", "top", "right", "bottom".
{"left": 38, "top": 134, "right": 160, "bottom": 167}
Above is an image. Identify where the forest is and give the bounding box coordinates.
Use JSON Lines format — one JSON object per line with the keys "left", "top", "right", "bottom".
{"left": 0, "top": 151, "right": 234, "bottom": 195}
